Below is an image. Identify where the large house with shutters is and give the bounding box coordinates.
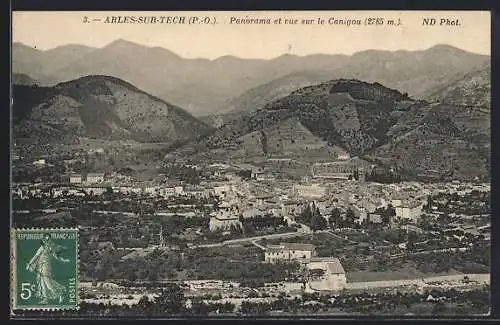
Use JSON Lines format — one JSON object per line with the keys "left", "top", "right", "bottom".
{"left": 264, "top": 243, "right": 316, "bottom": 264}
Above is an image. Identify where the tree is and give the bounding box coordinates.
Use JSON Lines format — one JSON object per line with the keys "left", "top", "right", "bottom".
{"left": 308, "top": 268, "right": 325, "bottom": 280}
{"left": 432, "top": 301, "right": 446, "bottom": 315}
{"left": 330, "top": 208, "right": 341, "bottom": 227}
{"left": 104, "top": 187, "right": 114, "bottom": 200}
{"left": 424, "top": 195, "right": 434, "bottom": 212}
{"left": 346, "top": 208, "right": 356, "bottom": 225}
{"left": 153, "top": 283, "right": 186, "bottom": 315}
{"left": 386, "top": 204, "right": 396, "bottom": 218}
{"left": 310, "top": 213, "right": 327, "bottom": 231}
{"left": 406, "top": 232, "right": 418, "bottom": 253}
{"left": 137, "top": 295, "right": 153, "bottom": 314}
{"left": 298, "top": 205, "right": 313, "bottom": 225}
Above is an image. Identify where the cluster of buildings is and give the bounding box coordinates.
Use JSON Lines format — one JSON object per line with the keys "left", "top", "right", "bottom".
{"left": 14, "top": 151, "right": 490, "bottom": 232}
{"left": 264, "top": 242, "right": 347, "bottom": 291}
{"left": 310, "top": 156, "right": 370, "bottom": 181}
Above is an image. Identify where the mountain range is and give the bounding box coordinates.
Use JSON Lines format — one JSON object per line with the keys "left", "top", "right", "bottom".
{"left": 13, "top": 40, "right": 489, "bottom": 117}
{"left": 12, "top": 40, "right": 490, "bottom": 180}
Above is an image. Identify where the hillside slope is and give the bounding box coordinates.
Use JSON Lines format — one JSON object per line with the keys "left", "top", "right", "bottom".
{"left": 426, "top": 66, "right": 491, "bottom": 108}
{"left": 370, "top": 101, "right": 490, "bottom": 179}
{"left": 13, "top": 75, "right": 212, "bottom": 147}
{"left": 170, "top": 79, "right": 414, "bottom": 158}
{"left": 169, "top": 79, "right": 490, "bottom": 180}
{"left": 13, "top": 73, "right": 39, "bottom": 86}
{"left": 219, "top": 70, "right": 334, "bottom": 119}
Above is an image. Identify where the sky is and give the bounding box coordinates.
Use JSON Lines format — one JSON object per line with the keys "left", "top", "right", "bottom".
{"left": 12, "top": 11, "right": 491, "bottom": 60}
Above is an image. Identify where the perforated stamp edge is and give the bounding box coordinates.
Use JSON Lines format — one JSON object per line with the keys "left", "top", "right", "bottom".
{"left": 10, "top": 228, "right": 80, "bottom": 314}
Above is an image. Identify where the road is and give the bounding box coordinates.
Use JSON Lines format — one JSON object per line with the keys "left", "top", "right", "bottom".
{"left": 92, "top": 210, "right": 203, "bottom": 216}
{"left": 389, "top": 246, "right": 469, "bottom": 259}
{"left": 317, "top": 230, "right": 358, "bottom": 244}
{"left": 251, "top": 241, "right": 266, "bottom": 250}
{"left": 344, "top": 273, "right": 490, "bottom": 291}
{"left": 190, "top": 231, "right": 307, "bottom": 249}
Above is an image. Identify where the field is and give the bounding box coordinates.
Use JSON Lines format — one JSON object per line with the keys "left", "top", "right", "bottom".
{"left": 347, "top": 268, "right": 464, "bottom": 282}
{"left": 379, "top": 302, "right": 489, "bottom": 316}
{"left": 270, "top": 303, "right": 488, "bottom": 316}
{"left": 80, "top": 242, "right": 302, "bottom": 283}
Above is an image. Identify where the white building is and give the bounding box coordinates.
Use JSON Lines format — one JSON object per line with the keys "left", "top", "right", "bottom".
{"left": 33, "top": 159, "right": 46, "bottom": 166}
{"left": 113, "top": 186, "right": 132, "bottom": 194}
{"left": 209, "top": 204, "right": 242, "bottom": 231}
{"left": 162, "top": 187, "right": 176, "bottom": 197}
{"left": 69, "top": 174, "right": 82, "bottom": 184}
{"left": 307, "top": 257, "right": 347, "bottom": 291}
{"left": 82, "top": 187, "right": 107, "bottom": 196}
{"left": 292, "top": 184, "right": 327, "bottom": 199}
{"left": 174, "top": 186, "right": 184, "bottom": 195}
{"left": 336, "top": 153, "right": 351, "bottom": 160}
{"left": 144, "top": 186, "right": 158, "bottom": 196}
{"left": 209, "top": 215, "right": 242, "bottom": 232}
{"left": 395, "top": 202, "right": 423, "bottom": 223}
{"left": 264, "top": 243, "right": 316, "bottom": 264}
{"left": 88, "top": 148, "right": 105, "bottom": 154}
{"left": 241, "top": 207, "right": 260, "bottom": 219}
{"left": 86, "top": 173, "right": 105, "bottom": 185}
{"left": 369, "top": 213, "right": 383, "bottom": 224}
{"left": 281, "top": 201, "right": 303, "bottom": 217}
{"left": 213, "top": 184, "right": 231, "bottom": 197}
{"left": 391, "top": 199, "right": 403, "bottom": 207}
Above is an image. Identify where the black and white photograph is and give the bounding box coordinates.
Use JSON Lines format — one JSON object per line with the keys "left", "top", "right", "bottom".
{"left": 10, "top": 10, "right": 491, "bottom": 317}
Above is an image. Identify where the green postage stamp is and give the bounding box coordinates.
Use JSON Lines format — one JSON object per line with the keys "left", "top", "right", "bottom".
{"left": 11, "top": 228, "right": 79, "bottom": 311}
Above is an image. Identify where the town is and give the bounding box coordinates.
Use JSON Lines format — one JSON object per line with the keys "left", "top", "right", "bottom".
{"left": 12, "top": 147, "right": 491, "bottom": 316}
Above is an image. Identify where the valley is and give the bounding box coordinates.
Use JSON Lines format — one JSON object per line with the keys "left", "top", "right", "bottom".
{"left": 11, "top": 37, "right": 491, "bottom": 318}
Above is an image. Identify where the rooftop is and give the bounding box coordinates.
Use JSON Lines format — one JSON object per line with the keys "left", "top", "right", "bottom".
{"left": 325, "top": 258, "right": 346, "bottom": 275}
{"left": 87, "top": 172, "right": 105, "bottom": 177}
{"left": 399, "top": 201, "right": 422, "bottom": 209}
{"left": 281, "top": 243, "right": 315, "bottom": 252}
{"left": 265, "top": 246, "right": 283, "bottom": 253}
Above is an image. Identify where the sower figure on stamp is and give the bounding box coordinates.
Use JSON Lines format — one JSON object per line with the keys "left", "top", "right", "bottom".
{"left": 26, "top": 234, "right": 70, "bottom": 304}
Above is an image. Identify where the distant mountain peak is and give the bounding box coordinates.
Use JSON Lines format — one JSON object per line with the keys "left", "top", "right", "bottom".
{"left": 425, "top": 44, "right": 489, "bottom": 57}
{"left": 106, "top": 38, "right": 139, "bottom": 47}
{"left": 47, "top": 43, "right": 97, "bottom": 51}
{"left": 102, "top": 39, "right": 152, "bottom": 51}
{"left": 12, "top": 42, "right": 43, "bottom": 52}
{"left": 273, "top": 53, "right": 300, "bottom": 61}
{"left": 215, "top": 54, "right": 239, "bottom": 60}
{"left": 56, "top": 74, "right": 138, "bottom": 89}
{"left": 427, "top": 44, "right": 463, "bottom": 51}
{"left": 102, "top": 39, "right": 182, "bottom": 60}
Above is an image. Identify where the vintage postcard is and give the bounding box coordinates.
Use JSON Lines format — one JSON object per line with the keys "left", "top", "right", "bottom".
{"left": 11, "top": 10, "right": 490, "bottom": 318}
